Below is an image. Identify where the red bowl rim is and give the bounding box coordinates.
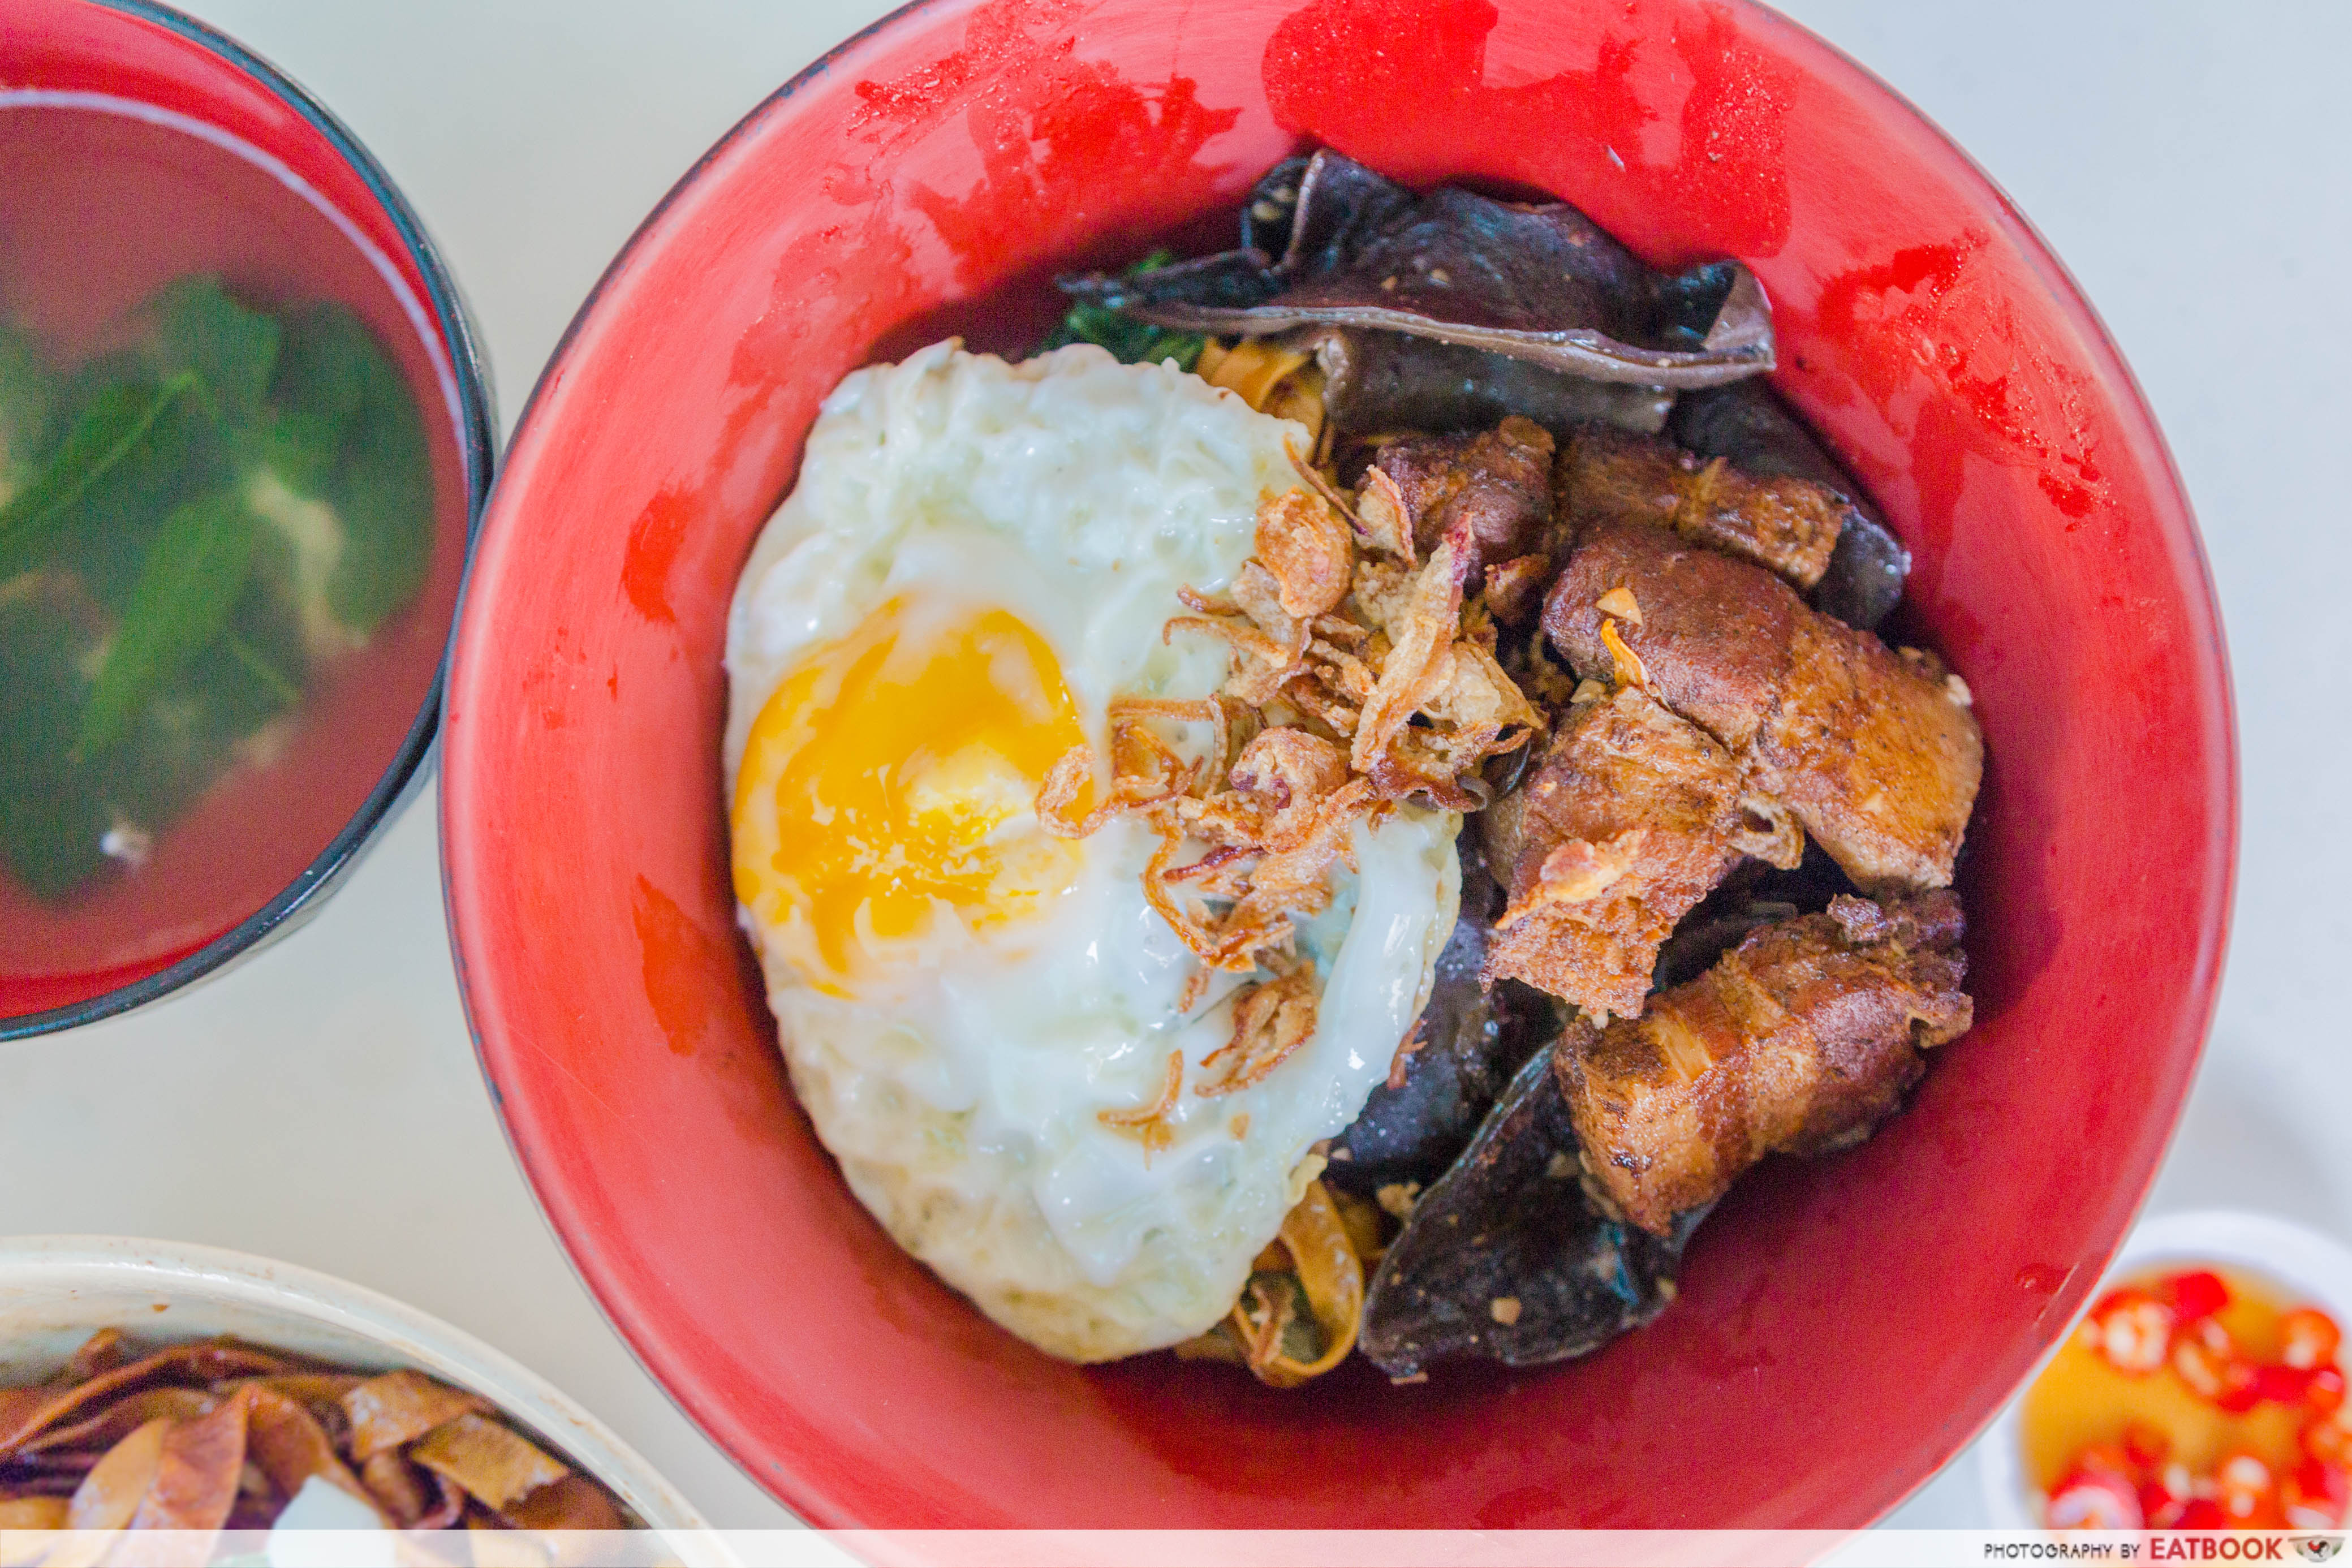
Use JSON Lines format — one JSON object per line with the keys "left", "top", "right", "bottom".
{"left": 441, "top": 0, "right": 2239, "bottom": 1529}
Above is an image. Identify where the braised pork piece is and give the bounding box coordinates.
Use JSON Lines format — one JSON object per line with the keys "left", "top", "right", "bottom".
{"left": 1481, "top": 685, "right": 1800, "bottom": 1020}
{"left": 1356, "top": 416, "right": 1557, "bottom": 577}
{"left": 1057, "top": 145, "right": 1987, "bottom": 1382}
{"left": 1556, "top": 891, "right": 1974, "bottom": 1235}
{"left": 1557, "top": 425, "right": 1846, "bottom": 588}
{"left": 1545, "top": 521, "right": 1982, "bottom": 893}
{"left": 1667, "top": 380, "right": 1912, "bottom": 631}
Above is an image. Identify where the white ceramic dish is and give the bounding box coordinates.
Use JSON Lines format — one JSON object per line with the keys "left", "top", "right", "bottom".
{"left": 1980, "top": 1209, "right": 2352, "bottom": 1528}
{"left": 0, "top": 1235, "right": 717, "bottom": 1549}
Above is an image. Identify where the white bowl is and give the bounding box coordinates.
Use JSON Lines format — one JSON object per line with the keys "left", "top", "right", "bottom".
{"left": 1980, "top": 1209, "right": 2352, "bottom": 1528}
{"left": 0, "top": 1235, "right": 716, "bottom": 1548}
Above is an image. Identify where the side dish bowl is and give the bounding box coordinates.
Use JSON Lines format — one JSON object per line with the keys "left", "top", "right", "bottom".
{"left": 441, "top": 0, "right": 2234, "bottom": 1529}
{"left": 1980, "top": 1211, "right": 2352, "bottom": 1530}
{"left": 0, "top": 1236, "right": 709, "bottom": 1537}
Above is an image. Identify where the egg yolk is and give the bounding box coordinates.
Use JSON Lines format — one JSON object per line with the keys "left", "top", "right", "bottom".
{"left": 732, "top": 600, "right": 1089, "bottom": 993}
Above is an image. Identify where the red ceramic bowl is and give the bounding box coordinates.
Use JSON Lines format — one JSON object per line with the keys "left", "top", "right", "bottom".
{"left": 442, "top": 0, "right": 2234, "bottom": 1530}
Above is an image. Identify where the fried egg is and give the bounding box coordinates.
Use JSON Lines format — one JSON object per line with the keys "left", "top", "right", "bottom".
{"left": 723, "top": 342, "right": 1459, "bottom": 1362}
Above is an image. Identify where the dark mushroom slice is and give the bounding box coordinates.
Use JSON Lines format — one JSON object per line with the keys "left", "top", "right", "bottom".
{"left": 1359, "top": 1046, "right": 1704, "bottom": 1378}
{"left": 1061, "top": 149, "right": 1774, "bottom": 387}
{"left": 1067, "top": 247, "right": 1286, "bottom": 315}
{"left": 1299, "top": 327, "right": 1673, "bottom": 442}
{"left": 1558, "top": 892, "right": 1972, "bottom": 1237}
{"left": 1669, "top": 381, "right": 1910, "bottom": 630}
{"left": 1325, "top": 833, "right": 1560, "bottom": 1197}
{"left": 1237, "top": 154, "right": 1312, "bottom": 257}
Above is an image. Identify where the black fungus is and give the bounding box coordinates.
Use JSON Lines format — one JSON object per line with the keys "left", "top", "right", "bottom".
{"left": 1302, "top": 327, "right": 1673, "bottom": 442}
{"left": 1062, "top": 150, "right": 1774, "bottom": 388}
{"left": 1359, "top": 1047, "right": 1705, "bottom": 1377}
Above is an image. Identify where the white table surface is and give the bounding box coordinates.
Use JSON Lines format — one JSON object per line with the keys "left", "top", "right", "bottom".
{"left": 5, "top": 0, "right": 2345, "bottom": 1534}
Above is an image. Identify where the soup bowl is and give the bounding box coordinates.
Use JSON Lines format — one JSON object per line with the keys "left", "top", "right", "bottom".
{"left": 441, "top": 0, "right": 2235, "bottom": 1530}
{"left": 0, "top": 0, "right": 495, "bottom": 1039}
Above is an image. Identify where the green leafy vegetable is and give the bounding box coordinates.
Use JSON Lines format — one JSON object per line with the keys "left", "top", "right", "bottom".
{"left": 268, "top": 300, "right": 372, "bottom": 433}
{"left": 148, "top": 275, "right": 283, "bottom": 418}
{"left": 76, "top": 490, "right": 260, "bottom": 759}
{"left": 1037, "top": 251, "right": 1208, "bottom": 370}
{"left": 0, "top": 578, "right": 296, "bottom": 899}
{"left": 0, "top": 588, "right": 113, "bottom": 898}
{"left": 0, "top": 277, "right": 435, "bottom": 902}
{"left": 223, "top": 632, "right": 301, "bottom": 708}
{"left": 0, "top": 373, "right": 196, "bottom": 576}
{"left": 270, "top": 303, "right": 433, "bottom": 635}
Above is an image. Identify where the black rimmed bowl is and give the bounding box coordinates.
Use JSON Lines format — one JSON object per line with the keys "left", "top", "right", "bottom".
{"left": 0, "top": 0, "right": 494, "bottom": 1039}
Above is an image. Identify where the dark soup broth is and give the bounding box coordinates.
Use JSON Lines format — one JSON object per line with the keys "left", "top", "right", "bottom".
{"left": 0, "top": 102, "right": 469, "bottom": 1018}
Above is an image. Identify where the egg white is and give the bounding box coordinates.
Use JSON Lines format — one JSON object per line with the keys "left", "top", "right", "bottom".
{"left": 723, "top": 342, "right": 1461, "bottom": 1361}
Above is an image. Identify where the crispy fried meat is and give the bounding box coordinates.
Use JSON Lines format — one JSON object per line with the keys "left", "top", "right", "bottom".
{"left": 1544, "top": 522, "right": 1982, "bottom": 892}
{"left": 1559, "top": 426, "right": 1845, "bottom": 588}
{"left": 1545, "top": 520, "right": 1799, "bottom": 748}
{"left": 1357, "top": 416, "right": 1556, "bottom": 578}
{"left": 1555, "top": 891, "right": 1973, "bottom": 1235}
{"left": 1482, "top": 687, "right": 1800, "bottom": 1020}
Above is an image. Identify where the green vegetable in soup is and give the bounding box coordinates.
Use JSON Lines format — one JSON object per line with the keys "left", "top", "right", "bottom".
{"left": 0, "top": 374, "right": 195, "bottom": 579}
{"left": 148, "top": 274, "right": 283, "bottom": 420}
{"left": 0, "top": 326, "right": 55, "bottom": 494}
{"left": 0, "top": 275, "right": 433, "bottom": 902}
{"left": 76, "top": 492, "right": 261, "bottom": 759}
{"left": 271, "top": 303, "right": 434, "bottom": 636}
{"left": 0, "top": 576, "right": 294, "bottom": 899}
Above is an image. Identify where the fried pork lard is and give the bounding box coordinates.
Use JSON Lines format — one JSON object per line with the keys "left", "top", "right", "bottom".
{"left": 1545, "top": 521, "right": 1983, "bottom": 893}
{"left": 1556, "top": 891, "right": 1973, "bottom": 1235}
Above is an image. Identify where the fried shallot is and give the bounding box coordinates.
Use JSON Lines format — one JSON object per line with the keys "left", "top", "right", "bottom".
{"left": 1040, "top": 445, "right": 1540, "bottom": 1059}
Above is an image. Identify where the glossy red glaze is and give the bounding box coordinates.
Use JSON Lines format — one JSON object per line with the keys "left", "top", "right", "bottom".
{"left": 442, "top": 0, "right": 2235, "bottom": 1530}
